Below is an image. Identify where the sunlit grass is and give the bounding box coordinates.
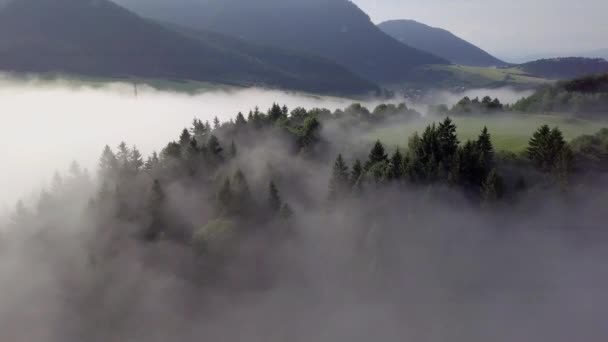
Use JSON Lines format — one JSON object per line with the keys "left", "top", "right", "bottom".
{"left": 367, "top": 114, "right": 608, "bottom": 152}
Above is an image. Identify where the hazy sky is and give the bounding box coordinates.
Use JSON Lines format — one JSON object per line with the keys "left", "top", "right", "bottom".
{"left": 353, "top": 0, "right": 608, "bottom": 61}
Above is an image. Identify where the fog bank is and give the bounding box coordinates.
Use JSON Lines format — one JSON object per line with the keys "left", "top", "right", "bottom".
{"left": 0, "top": 76, "right": 371, "bottom": 209}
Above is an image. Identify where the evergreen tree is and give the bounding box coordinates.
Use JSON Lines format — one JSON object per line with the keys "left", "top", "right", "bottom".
{"left": 269, "top": 103, "right": 284, "bottom": 122}
{"left": 207, "top": 135, "right": 223, "bottom": 159}
{"left": 190, "top": 118, "right": 207, "bottom": 140}
{"left": 481, "top": 169, "right": 504, "bottom": 203}
{"left": 144, "top": 179, "right": 165, "bottom": 240}
{"left": 116, "top": 142, "right": 130, "bottom": 166}
{"left": 554, "top": 144, "right": 575, "bottom": 187}
{"left": 213, "top": 116, "right": 221, "bottom": 130}
{"left": 235, "top": 112, "right": 247, "bottom": 127}
{"left": 130, "top": 146, "right": 144, "bottom": 172}
{"left": 437, "top": 117, "right": 459, "bottom": 171}
{"left": 350, "top": 159, "right": 363, "bottom": 187}
{"left": 179, "top": 128, "right": 192, "bottom": 147}
{"left": 229, "top": 141, "right": 238, "bottom": 159}
{"left": 387, "top": 149, "right": 404, "bottom": 180}
{"left": 144, "top": 151, "right": 160, "bottom": 171}
{"left": 328, "top": 154, "right": 350, "bottom": 200}
{"left": 477, "top": 126, "right": 494, "bottom": 172}
{"left": 217, "top": 178, "right": 233, "bottom": 215}
{"left": 527, "top": 125, "right": 566, "bottom": 173}
{"left": 232, "top": 169, "right": 252, "bottom": 216}
{"left": 366, "top": 140, "right": 388, "bottom": 170}
{"left": 268, "top": 181, "right": 282, "bottom": 213}
{"left": 99, "top": 145, "right": 118, "bottom": 180}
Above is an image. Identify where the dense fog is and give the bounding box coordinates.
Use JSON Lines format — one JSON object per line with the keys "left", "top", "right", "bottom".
{"left": 1, "top": 75, "right": 607, "bottom": 342}
{"left": 0, "top": 75, "right": 380, "bottom": 209}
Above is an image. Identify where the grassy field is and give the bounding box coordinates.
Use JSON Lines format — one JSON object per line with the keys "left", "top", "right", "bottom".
{"left": 426, "top": 65, "right": 552, "bottom": 88}
{"left": 367, "top": 114, "right": 608, "bottom": 152}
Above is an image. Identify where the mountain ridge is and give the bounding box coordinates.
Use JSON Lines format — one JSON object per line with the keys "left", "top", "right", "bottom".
{"left": 0, "top": 0, "right": 379, "bottom": 95}
{"left": 378, "top": 19, "right": 506, "bottom": 67}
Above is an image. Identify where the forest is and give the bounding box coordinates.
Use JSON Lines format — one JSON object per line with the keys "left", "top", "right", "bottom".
{"left": 2, "top": 101, "right": 608, "bottom": 341}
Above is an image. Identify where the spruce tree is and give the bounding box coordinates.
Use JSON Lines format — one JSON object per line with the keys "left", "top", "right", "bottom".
{"left": 130, "top": 146, "right": 144, "bottom": 172}
{"left": 328, "top": 154, "right": 350, "bottom": 200}
{"left": 477, "top": 126, "right": 494, "bottom": 172}
{"left": 235, "top": 112, "right": 247, "bottom": 127}
{"left": 366, "top": 140, "right": 388, "bottom": 170}
{"left": 437, "top": 117, "right": 459, "bottom": 171}
{"left": 207, "top": 135, "right": 223, "bottom": 159}
{"left": 232, "top": 169, "right": 252, "bottom": 216}
{"left": 481, "top": 169, "right": 504, "bottom": 203}
{"left": 179, "top": 128, "right": 192, "bottom": 147}
{"left": 350, "top": 159, "right": 363, "bottom": 187}
{"left": 213, "top": 116, "right": 221, "bottom": 130}
{"left": 145, "top": 179, "right": 165, "bottom": 240}
{"left": 268, "top": 181, "right": 282, "bottom": 213}
{"left": 229, "top": 141, "right": 237, "bottom": 159}
{"left": 217, "top": 178, "right": 233, "bottom": 215}
{"left": 527, "top": 125, "right": 566, "bottom": 172}
{"left": 99, "top": 145, "right": 118, "bottom": 180}
{"left": 388, "top": 150, "right": 404, "bottom": 180}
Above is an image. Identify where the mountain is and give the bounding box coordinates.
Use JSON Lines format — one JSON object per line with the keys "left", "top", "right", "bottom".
{"left": 519, "top": 57, "right": 608, "bottom": 80}
{"left": 116, "top": 0, "right": 449, "bottom": 84}
{"left": 378, "top": 19, "right": 506, "bottom": 67}
{"left": 0, "top": 0, "right": 378, "bottom": 95}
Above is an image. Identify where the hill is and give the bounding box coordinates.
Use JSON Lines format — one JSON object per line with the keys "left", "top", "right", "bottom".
{"left": 519, "top": 57, "right": 608, "bottom": 80}
{"left": 116, "top": 0, "right": 449, "bottom": 84}
{"left": 512, "top": 73, "right": 608, "bottom": 115}
{"left": 0, "top": 0, "right": 378, "bottom": 95}
{"left": 378, "top": 19, "right": 506, "bottom": 67}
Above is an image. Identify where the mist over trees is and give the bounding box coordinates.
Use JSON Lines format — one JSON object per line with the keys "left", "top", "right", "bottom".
{"left": 1, "top": 101, "right": 608, "bottom": 341}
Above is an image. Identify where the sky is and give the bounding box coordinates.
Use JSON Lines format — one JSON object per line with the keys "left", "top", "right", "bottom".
{"left": 353, "top": 0, "right": 608, "bottom": 62}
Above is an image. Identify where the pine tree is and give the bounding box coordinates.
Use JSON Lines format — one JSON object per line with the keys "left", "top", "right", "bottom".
{"left": 366, "top": 140, "right": 388, "bottom": 170}
{"left": 207, "top": 135, "right": 223, "bottom": 159}
{"left": 116, "top": 142, "right": 130, "bottom": 165}
{"left": 229, "top": 141, "right": 238, "bottom": 159}
{"left": 99, "top": 145, "right": 118, "bottom": 180}
{"left": 235, "top": 112, "right": 247, "bottom": 127}
{"left": 213, "top": 116, "right": 221, "bottom": 130}
{"left": 144, "top": 151, "right": 160, "bottom": 171}
{"left": 481, "top": 169, "right": 504, "bottom": 203}
{"left": 145, "top": 179, "right": 165, "bottom": 240}
{"left": 387, "top": 149, "right": 404, "bottom": 180}
{"left": 269, "top": 103, "right": 284, "bottom": 122}
{"left": 328, "top": 154, "right": 350, "bottom": 200}
{"left": 437, "top": 117, "right": 459, "bottom": 171}
{"left": 130, "top": 146, "right": 144, "bottom": 172}
{"left": 476, "top": 126, "right": 494, "bottom": 172}
{"left": 217, "top": 178, "right": 233, "bottom": 215}
{"left": 268, "top": 181, "right": 282, "bottom": 213}
{"left": 232, "top": 169, "right": 252, "bottom": 216}
{"left": 179, "top": 128, "right": 192, "bottom": 147}
{"left": 527, "top": 125, "right": 566, "bottom": 173}
{"left": 350, "top": 159, "right": 363, "bottom": 187}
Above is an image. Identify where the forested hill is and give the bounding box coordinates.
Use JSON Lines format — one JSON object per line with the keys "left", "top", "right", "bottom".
{"left": 378, "top": 19, "right": 506, "bottom": 67}
{"left": 519, "top": 57, "right": 608, "bottom": 80}
{"left": 513, "top": 73, "right": 608, "bottom": 115}
{"left": 116, "top": 0, "right": 449, "bottom": 84}
{"left": 0, "top": 0, "right": 379, "bottom": 96}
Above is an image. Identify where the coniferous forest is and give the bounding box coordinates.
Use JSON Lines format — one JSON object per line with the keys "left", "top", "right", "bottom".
{"left": 2, "top": 101, "right": 608, "bottom": 341}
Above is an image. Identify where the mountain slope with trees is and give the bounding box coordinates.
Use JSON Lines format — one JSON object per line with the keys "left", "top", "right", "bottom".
{"left": 116, "top": 0, "right": 449, "bottom": 84}
{"left": 519, "top": 57, "right": 608, "bottom": 80}
{"left": 0, "top": 0, "right": 379, "bottom": 95}
{"left": 378, "top": 19, "right": 506, "bottom": 67}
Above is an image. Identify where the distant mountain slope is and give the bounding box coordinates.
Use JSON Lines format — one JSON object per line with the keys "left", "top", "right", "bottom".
{"left": 378, "top": 20, "right": 506, "bottom": 67}
{"left": 116, "top": 0, "right": 449, "bottom": 84}
{"left": 519, "top": 57, "right": 608, "bottom": 80}
{"left": 0, "top": 0, "right": 378, "bottom": 95}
